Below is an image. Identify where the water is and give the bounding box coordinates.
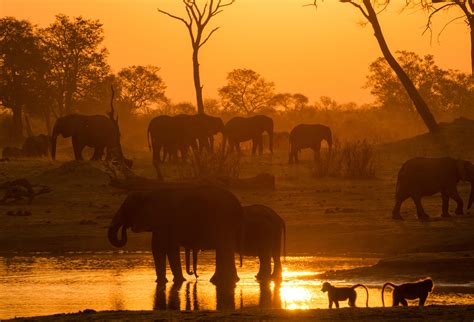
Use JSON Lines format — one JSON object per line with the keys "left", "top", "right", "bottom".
{"left": 0, "top": 253, "right": 473, "bottom": 319}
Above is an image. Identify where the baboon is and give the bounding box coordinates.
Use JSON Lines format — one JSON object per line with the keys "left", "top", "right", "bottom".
{"left": 321, "top": 282, "right": 369, "bottom": 308}
{"left": 382, "top": 278, "right": 434, "bottom": 307}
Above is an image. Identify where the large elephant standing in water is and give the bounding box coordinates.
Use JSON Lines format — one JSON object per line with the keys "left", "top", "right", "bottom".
{"left": 392, "top": 157, "right": 474, "bottom": 220}
{"left": 51, "top": 114, "right": 127, "bottom": 162}
{"left": 185, "top": 204, "right": 286, "bottom": 282}
{"left": 108, "top": 185, "right": 243, "bottom": 287}
{"left": 289, "top": 124, "right": 332, "bottom": 163}
{"left": 223, "top": 115, "right": 273, "bottom": 155}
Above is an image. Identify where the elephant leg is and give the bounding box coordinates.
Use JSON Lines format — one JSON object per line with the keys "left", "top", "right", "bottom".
{"left": 252, "top": 139, "right": 257, "bottom": 155}
{"left": 271, "top": 248, "right": 283, "bottom": 281}
{"left": 256, "top": 253, "right": 272, "bottom": 282}
{"left": 392, "top": 196, "right": 408, "bottom": 220}
{"left": 152, "top": 232, "right": 168, "bottom": 284}
{"left": 91, "top": 146, "right": 104, "bottom": 161}
{"left": 448, "top": 187, "right": 464, "bottom": 215}
{"left": 211, "top": 242, "right": 239, "bottom": 286}
{"left": 152, "top": 145, "right": 164, "bottom": 180}
{"left": 71, "top": 136, "right": 84, "bottom": 160}
{"left": 167, "top": 243, "right": 186, "bottom": 283}
{"left": 412, "top": 197, "right": 430, "bottom": 220}
{"left": 441, "top": 192, "right": 451, "bottom": 217}
{"left": 256, "top": 135, "right": 263, "bottom": 156}
{"left": 313, "top": 142, "right": 321, "bottom": 162}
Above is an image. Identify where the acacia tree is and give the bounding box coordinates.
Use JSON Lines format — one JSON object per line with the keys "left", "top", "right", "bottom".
{"left": 218, "top": 68, "right": 275, "bottom": 115}
{"left": 158, "top": 0, "right": 235, "bottom": 114}
{"left": 366, "top": 51, "right": 473, "bottom": 117}
{"left": 116, "top": 65, "right": 168, "bottom": 115}
{"left": 41, "top": 14, "right": 109, "bottom": 117}
{"left": 406, "top": 0, "right": 473, "bottom": 75}
{"left": 313, "top": 0, "right": 439, "bottom": 133}
{"left": 271, "top": 93, "right": 309, "bottom": 111}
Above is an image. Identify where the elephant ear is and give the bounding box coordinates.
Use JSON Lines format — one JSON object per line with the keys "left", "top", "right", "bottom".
{"left": 456, "top": 159, "right": 467, "bottom": 181}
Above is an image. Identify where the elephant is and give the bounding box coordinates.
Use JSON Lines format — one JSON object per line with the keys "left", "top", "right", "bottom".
{"left": 22, "top": 134, "right": 51, "bottom": 158}
{"left": 289, "top": 124, "right": 332, "bottom": 163}
{"left": 147, "top": 114, "right": 224, "bottom": 177}
{"left": 185, "top": 204, "right": 286, "bottom": 282}
{"left": 107, "top": 185, "right": 244, "bottom": 287}
{"left": 392, "top": 157, "right": 474, "bottom": 220}
{"left": 222, "top": 115, "right": 273, "bottom": 155}
{"left": 51, "top": 114, "right": 129, "bottom": 164}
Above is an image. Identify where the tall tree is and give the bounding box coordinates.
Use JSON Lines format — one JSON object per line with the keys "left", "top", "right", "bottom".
{"left": 116, "top": 65, "right": 168, "bottom": 115}
{"left": 158, "top": 0, "right": 235, "bottom": 114}
{"left": 0, "top": 17, "right": 48, "bottom": 143}
{"left": 313, "top": 0, "right": 439, "bottom": 133}
{"left": 41, "top": 14, "right": 109, "bottom": 117}
{"left": 366, "top": 51, "right": 474, "bottom": 117}
{"left": 218, "top": 68, "right": 275, "bottom": 115}
{"left": 407, "top": 0, "right": 473, "bottom": 75}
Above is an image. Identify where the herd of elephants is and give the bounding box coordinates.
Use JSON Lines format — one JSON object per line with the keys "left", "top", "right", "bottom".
{"left": 3, "top": 108, "right": 474, "bottom": 308}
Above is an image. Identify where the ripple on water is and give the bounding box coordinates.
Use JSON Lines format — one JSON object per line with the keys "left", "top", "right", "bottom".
{"left": 0, "top": 254, "right": 472, "bottom": 319}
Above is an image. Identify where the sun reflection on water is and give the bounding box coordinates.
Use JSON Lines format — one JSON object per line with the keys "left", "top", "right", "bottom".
{"left": 0, "top": 254, "right": 473, "bottom": 319}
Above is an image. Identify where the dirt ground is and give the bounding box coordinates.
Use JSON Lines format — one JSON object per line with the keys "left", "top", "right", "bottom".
{"left": 8, "top": 306, "right": 474, "bottom": 321}
{"left": 1, "top": 149, "right": 473, "bottom": 255}
{"left": 2, "top": 118, "right": 474, "bottom": 320}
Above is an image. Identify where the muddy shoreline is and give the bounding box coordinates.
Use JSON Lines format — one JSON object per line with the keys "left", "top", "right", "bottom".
{"left": 8, "top": 306, "right": 474, "bottom": 321}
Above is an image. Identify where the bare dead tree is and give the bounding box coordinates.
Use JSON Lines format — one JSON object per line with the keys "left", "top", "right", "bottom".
{"left": 406, "top": 0, "right": 473, "bottom": 75}
{"left": 158, "top": 0, "right": 235, "bottom": 114}
{"left": 312, "top": 0, "right": 439, "bottom": 133}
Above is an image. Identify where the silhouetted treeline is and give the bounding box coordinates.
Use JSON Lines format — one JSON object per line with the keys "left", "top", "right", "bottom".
{"left": 0, "top": 15, "right": 472, "bottom": 148}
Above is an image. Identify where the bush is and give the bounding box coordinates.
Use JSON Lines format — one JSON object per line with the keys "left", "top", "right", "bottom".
{"left": 314, "top": 140, "right": 377, "bottom": 179}
{"left": 176, "top": 146, "right": 240, "bottom": 180}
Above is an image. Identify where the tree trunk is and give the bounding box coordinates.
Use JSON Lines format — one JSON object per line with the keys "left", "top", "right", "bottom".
{"left": 363, "top": 0, "right": 439, "bottom": 133}
{"left": 470, "top": 18, "right": 473, "bottom": 76}
{"left": 192, "top": 49, "right": 205, "bottom": 114}
{"left": 11, "top": 106, "right": 24, "bottom": 145}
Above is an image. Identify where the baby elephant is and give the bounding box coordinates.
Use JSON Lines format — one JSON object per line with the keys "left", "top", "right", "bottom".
{"left": 185, "top": 204, "right": 286, "bottom": 282}
{"left": 321, "top": 282, "right": 369, "bottom": 308}
{"left": 393, "top": 157, "right": 474, "bottom": 220}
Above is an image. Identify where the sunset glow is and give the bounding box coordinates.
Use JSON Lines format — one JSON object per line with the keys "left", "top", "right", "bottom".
{"left": 1, "top": 0, "right": 469, "bottom": 105}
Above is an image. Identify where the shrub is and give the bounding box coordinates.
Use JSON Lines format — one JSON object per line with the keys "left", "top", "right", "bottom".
{"left": 177, "top": 146, "right": 240, "bottom": 180}
{"left": 314, "top": 140, "right": 377, "bottom": 179}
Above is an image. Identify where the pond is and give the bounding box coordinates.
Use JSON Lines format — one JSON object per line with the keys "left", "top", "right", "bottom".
{"left": 1, "top": 253, "right": 473, "bottom": 319}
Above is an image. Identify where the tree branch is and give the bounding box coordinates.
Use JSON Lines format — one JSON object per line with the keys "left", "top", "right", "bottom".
{"left": 199, "top": 27, "right": 219, "bottom": 47}
{"left": 340, "top": 0, "right": 370, "bottom": 19}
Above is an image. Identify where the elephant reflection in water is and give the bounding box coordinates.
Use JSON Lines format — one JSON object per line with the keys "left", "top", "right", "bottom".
{"left": 154, "top": 282, "right": 183, "bottom": 311}
{"left": 259, "top": 281, "right": 282, "bottom": 309}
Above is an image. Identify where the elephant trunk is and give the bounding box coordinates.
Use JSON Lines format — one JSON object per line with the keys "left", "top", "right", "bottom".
{"left": 469, "top": 183, "right": 473, "bottom": 209}
{"left": 107, "top": 212, "right": 127, "bottom": 248}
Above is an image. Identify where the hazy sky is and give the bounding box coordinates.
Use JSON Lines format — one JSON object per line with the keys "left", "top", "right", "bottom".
{"left": 1, "top": 0, "right": 470, "bottom": 105}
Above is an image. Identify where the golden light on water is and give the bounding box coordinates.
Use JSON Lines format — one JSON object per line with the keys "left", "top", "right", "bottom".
{"left": 280, "top": 285, "right": 313, "bottom": 310}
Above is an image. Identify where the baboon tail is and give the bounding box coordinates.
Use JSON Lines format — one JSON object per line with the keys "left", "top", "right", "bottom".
{"left": 352, "top": 284, "right": 369, "bottom": 307}
{"left": 381, "top": 283, "right": 396, "bottom": 307}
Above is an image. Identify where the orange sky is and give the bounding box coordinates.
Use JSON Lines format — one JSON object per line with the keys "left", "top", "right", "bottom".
{"left": 1, "top": 0, "right": 469, "bottom": 105}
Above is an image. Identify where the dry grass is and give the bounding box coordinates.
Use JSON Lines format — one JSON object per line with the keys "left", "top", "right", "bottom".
{"left": 176, "top": 146, "right": 240, "bottom": 180}
{"left": 314, "top": 140, "right": 377, "bottom": 179}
